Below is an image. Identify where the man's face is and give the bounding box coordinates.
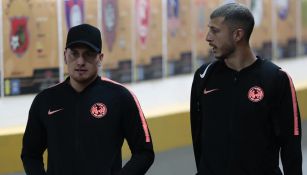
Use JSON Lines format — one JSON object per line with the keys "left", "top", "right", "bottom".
{"left": 206, "top": 17, "right": 235, "bottom": 60}
{"left": 64, "top": 45, "right": 103, "bottom": 85}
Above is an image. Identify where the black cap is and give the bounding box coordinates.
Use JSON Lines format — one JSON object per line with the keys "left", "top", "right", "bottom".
{"left": 65, "top": 24, "right": 102, "bottom": 53}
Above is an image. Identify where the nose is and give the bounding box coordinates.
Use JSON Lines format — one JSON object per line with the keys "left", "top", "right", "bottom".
{"left": 76, "top": 55, "right": 86, "bottom": 65}
{"left": 206, "top": 31, "right": 212, "bottom": 43}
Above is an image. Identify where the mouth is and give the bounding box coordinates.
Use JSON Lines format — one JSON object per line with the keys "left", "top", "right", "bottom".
{"left": 209, "top": 43, "right": 217, "bottom": 53}
{"left": 75, "top": 68, "right": 87, "bottom": 74}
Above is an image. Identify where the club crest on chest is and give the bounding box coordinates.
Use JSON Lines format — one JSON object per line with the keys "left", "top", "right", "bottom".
{"left": 90, "top": 103, "right": 108, "bottom": 118}
{"left": 248, "top": 86, "right": 264, "bottom": 102}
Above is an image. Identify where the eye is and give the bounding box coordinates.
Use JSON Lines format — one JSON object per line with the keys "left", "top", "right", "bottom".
{"left": 210, "top": 28, "right": 218, "bottom": 34}
{"left": 70, "top": 50, "right": 79, "bottom": 57}
{"left": 84, "top": 51, "right": 98, "bottom": 59}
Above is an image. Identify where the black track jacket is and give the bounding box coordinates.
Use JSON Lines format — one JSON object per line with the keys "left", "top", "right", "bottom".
{"left": 190, "top": 58, "right": 302, "bottom": 175}
{"left": 21, "top": 76, "right": 154, "bottom": 175}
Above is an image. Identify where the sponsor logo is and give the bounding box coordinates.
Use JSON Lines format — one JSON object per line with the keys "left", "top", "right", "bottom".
{"left": 200, "top": 71, "right": 206, "bottom": 78}
{"left": 10, "top": 17, "right": 29, "bottom": 57}
{"left": 48, "top": 108, "right": 64, "bottom": 115}
{"left": 204, "top": 88, "right": 219, "bottom": 95}
{"left": 90, "top": 103, "right": 108, "bottom": 118}
{"left": 248, "top": 86, "right": 264, "bottom": 102}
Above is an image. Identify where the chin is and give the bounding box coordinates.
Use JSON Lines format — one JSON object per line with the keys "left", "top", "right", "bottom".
{"left": 73, "top": 77, "right": 89, "bottom": 83}
{"left": 214, "top": 54, "right": 226, "bottom": 60}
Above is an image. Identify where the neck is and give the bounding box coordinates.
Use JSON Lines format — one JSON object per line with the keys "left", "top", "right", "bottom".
{"left": 224, "top": 45, "right": 257, "bottom": 71}
{"left": 69, "top": 75, "right": 97, "bottom": 93}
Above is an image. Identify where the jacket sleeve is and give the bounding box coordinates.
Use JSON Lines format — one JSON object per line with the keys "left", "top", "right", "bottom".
{"left": 120, "top": 90, "right": 154, "bottom": 175}
{"left": 21, "top": 95, "right": 47, "bottom": 175}
{"left": 273, "top": 70, "right": 302, "bottom": 175}
{"left": 190, "top": 68, "right": 202, "bottom": 173}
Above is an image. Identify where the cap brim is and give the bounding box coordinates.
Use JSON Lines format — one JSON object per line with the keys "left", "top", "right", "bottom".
{"left": 66, "top": 40, "right": 100, "bottom": 53}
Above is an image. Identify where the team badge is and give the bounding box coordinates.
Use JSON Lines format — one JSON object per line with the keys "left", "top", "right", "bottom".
{"left": 9, "top": 17, "right": 29, "bottom": 57}
{"left": 102, "top": 0, "right": 118, "bottom": 51}
{"left": 136, "top": 0, "right": 150, "bottom": 48}
{"left": 90, "top": 103, "right": 108, "bottom": 118}
{"left": 248, "top": 86, "right": 264, "bottom": 102}
{"left": 167, "top": 0, "right": 179, "bottom": 37}
{"left": 65, "top": 0, "right": 84, "bottom": 29}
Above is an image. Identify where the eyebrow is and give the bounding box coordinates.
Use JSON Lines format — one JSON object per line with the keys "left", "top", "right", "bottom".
{"left": 208, "top": 25, "right": 220, "bottom": 31}
{"left": 208, "top": 24, "right": 216, "bottom": 28}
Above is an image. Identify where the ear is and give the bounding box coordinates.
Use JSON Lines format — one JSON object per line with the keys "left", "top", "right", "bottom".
{"left": 97, "top": 53, "right": 104, "bottom": 66}
{"left": 99, "top": 53, "right": 104, "bottom": 62}
{"left": 233, "top": 28, "right": 244, "bottom": 42}
{"left": 64, "top": 50, "right": 68, "bottom": 64}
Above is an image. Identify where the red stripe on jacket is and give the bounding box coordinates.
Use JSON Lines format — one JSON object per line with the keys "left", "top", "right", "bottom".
{"left": 101, "top": 77, "right": 151, "bottom": 142}
{"left": 280, "top": 70, "right": 299, "bottom": 136}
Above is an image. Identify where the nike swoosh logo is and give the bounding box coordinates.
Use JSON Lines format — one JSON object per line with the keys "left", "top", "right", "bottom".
{"left": 200, "top": 72, "right": 206, "bottom": 78}
{"left": 204, "top": 88, "right": 219, "bottom": 94}
{"left": 48, "top": 109, "right": 63, "bottom": 115}
{"left": 199, "top": 62, "right": 214, "bottom": 78}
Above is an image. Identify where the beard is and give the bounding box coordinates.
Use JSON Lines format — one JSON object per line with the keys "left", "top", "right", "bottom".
{"left": 214, "top": 43, "right": 236, "bottom": 60}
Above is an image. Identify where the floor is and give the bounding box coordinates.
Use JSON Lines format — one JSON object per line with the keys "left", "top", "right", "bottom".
{"left": 4, "top": 120, "right": 307, "bottom": 175}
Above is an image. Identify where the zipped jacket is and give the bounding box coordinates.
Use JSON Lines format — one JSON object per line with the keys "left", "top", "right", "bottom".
{"left": 22, "top": 76, "right": 154, "bottom": 175}
{"left": 190, "top": 58, "right": 302, "bottom": 175}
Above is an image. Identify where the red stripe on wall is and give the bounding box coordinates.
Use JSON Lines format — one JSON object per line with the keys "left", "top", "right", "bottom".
{"left": 280, "top": 70, "right": 299, "bottom": 136}
{"left": 101, "top": 77, "right": 151, "bottom": 142}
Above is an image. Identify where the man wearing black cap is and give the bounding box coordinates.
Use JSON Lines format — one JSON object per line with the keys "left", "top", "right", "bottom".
{"left": 21, "top": 24, "right": 155, "bottom": 175}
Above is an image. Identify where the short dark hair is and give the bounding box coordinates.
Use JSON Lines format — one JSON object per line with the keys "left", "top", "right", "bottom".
{"left": 210, "top": 3, "right": 254, "bottom": 41}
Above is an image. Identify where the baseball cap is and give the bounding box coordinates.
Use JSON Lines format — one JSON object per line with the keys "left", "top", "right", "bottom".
{"left": 65, "top": 24, "right": 102, "bottom": 53}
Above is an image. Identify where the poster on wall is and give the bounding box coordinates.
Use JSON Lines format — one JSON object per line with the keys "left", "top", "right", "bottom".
{"left": 193, "top": 0, "right": 210, "bottom": 65}
{"left": 167, "top": 0, "right": 192, "bottom": 75}
{"left": 62, "top": 0, "right": 98, "bottom": 75}
{"left": 102, "top": 0, "right": 118, "bottom": 52}
{"left": 302, "top": 0, "right": 307, "bottom": 55}
{"left": 246, "top": 0, "right": 272, "bottom": 59}
{"left": 167, "top": 0, "right": 179, "bottom": 38}
{"left": 3, "top": 0, "right": 59, "bottom": 96}
{"left": 101, "top": 0, "right": 132, "bottom": 83}
{"left": 222, "top": 0, "right": 236, "bottom": 4}
{"left": 249, "top": 0, "right": 263, "bottom": 27}
{"left": 276, "top": 0, "right": 289, "bottom": 20}
{"left": 136, "top": 0, "right": 150, "bottom": 49}
{"left": 135, "top": 0, "right": 163, "bottom": 81}
{"left": 275, "top": 0, "right": 296, "bottom": 58}
{"left": 64, "top": 0, "right": 84, "bottom": 29}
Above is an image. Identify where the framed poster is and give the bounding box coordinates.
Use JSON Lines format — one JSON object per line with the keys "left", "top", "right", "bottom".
{"left": 101, "top": 0, "right": 133, "bottom": 83}
{"left": 3, "top": 0, "right": 59, "bottom": 95}
{"left": 167, "top": 0, "right": 192, "bottom": 75}
{"left": 302, "top": 0, "right": 307, "bottom": 55}
{"left": 135, "top": 0, "right": 163, "bottom": 80}
{"left": 62, "top": 0, "right": 98, "bottom": 75}
{"left": 275, "top": 0, "right": 297, "bottom": 58}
